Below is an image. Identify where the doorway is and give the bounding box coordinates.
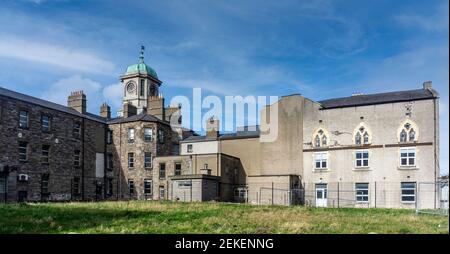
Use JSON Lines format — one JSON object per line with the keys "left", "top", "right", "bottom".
{"left": 315, "top": 183, "right": 327, "bottom": 207}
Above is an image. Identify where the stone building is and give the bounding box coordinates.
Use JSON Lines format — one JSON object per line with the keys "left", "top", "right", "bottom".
{"left": 0, "top": 47, "right": 441, "bottom": 209}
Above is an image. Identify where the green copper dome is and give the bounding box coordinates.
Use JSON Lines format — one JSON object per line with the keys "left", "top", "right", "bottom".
{"left": 125, "top": 62, "right": 158, "bottom": 79}
{"left": 125, "top": 45, "right": 158, "bottom": 79}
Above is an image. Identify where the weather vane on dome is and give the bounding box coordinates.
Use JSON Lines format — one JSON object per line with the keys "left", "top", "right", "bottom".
{"left": 139, "top": 44, "right": 145, "bottom": 63}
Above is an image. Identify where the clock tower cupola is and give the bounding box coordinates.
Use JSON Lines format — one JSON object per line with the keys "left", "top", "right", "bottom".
{"left": 119, "top": 45, "right": 162, "bottom": 116}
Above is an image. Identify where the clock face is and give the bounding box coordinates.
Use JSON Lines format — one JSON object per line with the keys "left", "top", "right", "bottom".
{"left": 126, "top": 82, "right": 136, "bottom": 93}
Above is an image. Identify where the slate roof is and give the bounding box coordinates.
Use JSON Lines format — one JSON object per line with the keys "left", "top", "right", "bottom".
{"left": 319, "top": 89, "right": 438, "bottom": 109}
{"left": 0, "top": 86, "right": 106, "bottom": 123}
{"left": 107, "top": 112, "right": 168, "bottom": 125}
{"left": 182, "top": 125, "right": 260, "bottom": 142}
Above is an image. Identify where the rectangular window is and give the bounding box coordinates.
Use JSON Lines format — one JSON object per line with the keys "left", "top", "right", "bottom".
{"left": 19, "top": 110, "right": 28, "bottom": 128}
{"left": 128, "top": 128, "right": 135, "bottom": 142}
{"left": 128, "top": 153, "right": 134, "bottom": 168}
{"left": 355, "top": 150, "right": 369, "bottom": 167}
{"left": 0, "top": 177, "right": 6, "bottom": 194}
{"left": 73, "top": 177, "right": 80, "bottom": 195}
{"left": 159, "top": 163, "right": 166, "bottom": 179}
{"left": 140, "top": 79, "right": 145, "bottom": 96}
{"left": 74, "top": 150, "right": 81, "bottom": 167}
{"left": 107, "top": 130, "right": 113, "bottom": 144}
{"left": 144, "top": 152, "right": 152, "bottom": 168}
{"left": 41, "top": 145, "right": 50, "bottom": 164}
{"left": 187, "top": 144, "right": 193, "bottom": 153}
{"left": 73, "top": 122, "right": 81, "bottom": 138}
{"left": 128, "top": 180, "right": 134, "bottom": 195}
{"left": 400, "top": 148, "right": 416, "bottom": 166}
{"left": 401, "top": 182, "right": 416, "bottom": 202}
{"left": 41, "top": 115, "right": 51, "bottom": 132}
{"left": 158, "top": 129, "right": 164, "bottom": 144}
{"left": 314, "top": 152, "right": 327, "bottom": 169}
{"left": 144, "top": 179, "right": 152, "bottom": 195}
{"left": 106, "top": 178, "right": 113, "bottom": 196}
{"left": 41, "top": 174, "right": 49, "bottom": 194}
{"left": 355, "top": 183, "right": 369, "bottom": 203}
{"left": 19, "top": 142, "right": 28, "bottom": 161}
{"left": 144, "top": 128, "right": 153, "bottom": 142}
{"left": 107, "top": 153, "right": 113, "bottom": 170}
{"left": 159, "top": 186, "right": 165, "bottom": 199}
{"left": 175, "top": 163, "right": 182, "bottom": 176}
{"left": 178, "top": 180, "right": 192, "bottom": 187}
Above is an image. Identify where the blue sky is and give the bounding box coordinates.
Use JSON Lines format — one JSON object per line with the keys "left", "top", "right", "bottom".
{"left": 0, "top": 0, "right": 448, "bottom": 173}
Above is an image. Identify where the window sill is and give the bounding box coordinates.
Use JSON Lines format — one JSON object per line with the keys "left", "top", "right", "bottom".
{"left": 354, "top": 167, "right": 371, "bottom": 171}
{"left": 313, "top": 168, "right": 330, "bottom": 172}
{"left": 145, "top": 167, "right": 153, "bottom": 170}
{"left": 398, "top": 166, "right": 419, "bottom": 170}
{"left": 401, "top": 201, "right": 416, "bottom": 204}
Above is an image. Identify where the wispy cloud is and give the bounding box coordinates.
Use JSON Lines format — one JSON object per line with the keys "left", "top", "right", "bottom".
{"left": 394, "top": 1, "right": 449, "bottom": 32}
{"left": 0, "top": 37, "right": 116, "bottom": 74}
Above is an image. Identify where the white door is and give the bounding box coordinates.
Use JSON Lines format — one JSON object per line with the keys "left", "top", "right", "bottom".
{"left": 315, "top": 183, "right": 327, "bottom": 207}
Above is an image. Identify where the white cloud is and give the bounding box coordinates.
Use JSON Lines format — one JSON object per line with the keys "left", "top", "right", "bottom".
{"left": 0, "top": 37, "right": 116, "bottom": 74}
{"left": 102, "top": 82, "right": 123, "bottom": 110}
{"left": 41, "top": 75, "right": 103, "bottom": 112}
{"left": 394, "top": 1, "right": 449, "bottom": 32}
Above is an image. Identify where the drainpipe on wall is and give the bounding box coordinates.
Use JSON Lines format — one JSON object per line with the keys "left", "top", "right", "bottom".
{"left": 81, "top": 118, "right": 85, "bottom": 201}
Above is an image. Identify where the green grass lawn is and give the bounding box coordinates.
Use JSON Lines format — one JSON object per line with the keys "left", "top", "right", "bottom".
{"left": 0, "top": 201, "right": 447, "bottom": 234}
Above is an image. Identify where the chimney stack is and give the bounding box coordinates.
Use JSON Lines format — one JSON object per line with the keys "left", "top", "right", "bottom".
{"left": 423, "top": 81, "right": 432, "bottom": 90}
{"left": 123, "top": 103, "right": 137, "bottom": 118}
{"left": 68, "top": 91, "right": 87, "bottom": 114}
{"left": 100, "top": 103, "right": 111, "bottom": 119}
{"left": 206, "top": 117, "right": 219, "bottom": 139}
{"left": 147, "top": 93, "right": 165, "bottom": 120}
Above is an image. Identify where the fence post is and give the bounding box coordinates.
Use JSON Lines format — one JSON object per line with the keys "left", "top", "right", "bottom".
{"left": 271, "top": 182, "right": 274, "bottom": 206}
{"left": 337, "top": 182, "right": 340, "bottom": 208}
{"left": 374, "top": 181, "right": 377, "bottom": 208}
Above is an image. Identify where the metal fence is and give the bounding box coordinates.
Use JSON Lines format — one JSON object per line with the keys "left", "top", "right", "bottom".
{"left": 252, "top": 181, "right": 449, "bottom": 212}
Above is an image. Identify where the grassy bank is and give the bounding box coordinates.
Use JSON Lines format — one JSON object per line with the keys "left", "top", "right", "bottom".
{"left": 0, "top": 201, "right": 447, "bottom": 234}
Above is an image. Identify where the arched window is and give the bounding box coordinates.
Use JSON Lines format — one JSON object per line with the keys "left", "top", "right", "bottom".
{"left": 312, "top": 128, "right": 329, "bottom": 148}
{"left": 363, "top": 132, "right": 369, "bottom": 144}
{"left": 355, "top": 132, "right": 362, "bottom": 145}
{"left": 354, "top": 124, "right": 372, "bottom": 145}
{"left": 400, "top": 129, "right": 407, "bottom": 142}
{"left": 398, "top": 121, "right": 419, "bottom": 143}
{"left": 315, "top": 135, "right": 321, "bottom": 147}
{"left": 409, "top": 128, "right": 416, "bottom": 142}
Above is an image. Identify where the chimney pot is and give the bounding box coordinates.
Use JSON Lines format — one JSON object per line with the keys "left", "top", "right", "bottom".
{"left": 423, "top": 81, "right": 432, "bottom": 90}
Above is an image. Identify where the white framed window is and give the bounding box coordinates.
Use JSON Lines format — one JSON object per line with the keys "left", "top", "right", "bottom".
{"left": 144, "top": 179, "right": 152, "bottom": 195}
{"left": 401, "top": 182, "right": 416, "bottom": 203}
{"left": 314, "top": 152, "right": 327, "bottom": 170}
{"left": 187, "top": 144, "right": 193, "bottom": 153}
{"left": 144, "top": 128, "right": 153, "bottom": 142}
{"left": 41, "top": 115, "right": 51, "bottom": 132}
{"left": 159, "top": 186, "right": 165, "bottom": 199}
{"left": 158, "top": 129, "right": 164, "bottom": 143}
{"left": 19, "top": 142, "right": 28, "bottom": 161}
{"left": 128, "top": 153, "right": 134, "bottom": 168}
{"left": 41, "top": 145, "right": 50, "bottom": 164}
{"left": 128, "top": 128, "right": 135, "bottom": 142}
{"left": 107, "top": 129, "right": 113, "bottom": 144}
{"left": 400, "top": 147, "right": 416, "bottom": 167}
{"left": 144, "top": 152, "right": 152, "bottom": 168}
{"left": 128, "top": 179, "right": 134, "bottom": 195}
{"left": 355, "top": 150, "right": 369, "bottom": 167}
{"left": 19, "top": 110, "right": 28, "bottom": 128}
{"left": 73, "top": 150, "right": 80, "bottom": 166}
{"left": 355, "top": 183, "right": 369, "bottom": 203}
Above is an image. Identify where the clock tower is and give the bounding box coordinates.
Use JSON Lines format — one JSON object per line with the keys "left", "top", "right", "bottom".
{"left": 119, "top": 45, "right": 162, "bottom": 115}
